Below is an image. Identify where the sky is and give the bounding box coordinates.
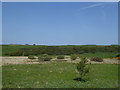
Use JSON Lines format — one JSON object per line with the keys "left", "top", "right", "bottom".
{"left": 2, "top": 2, "right": 118, "bottom": 45}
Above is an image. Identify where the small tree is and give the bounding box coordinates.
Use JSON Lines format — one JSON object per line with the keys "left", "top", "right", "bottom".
{"left": 77, "top": 57, "right": 90, "bottom": 81}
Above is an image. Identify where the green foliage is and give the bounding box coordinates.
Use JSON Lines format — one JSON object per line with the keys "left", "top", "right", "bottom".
{"left": 38, "top": 54, "right": 52, "bottom": 61}
{"left": 115, "top": 54, "right": 120, "bottom": 57}
{"left": 38, "top": 56, "right": 44, "bottom": 61}
{"left": 77, "top": 57, "right": 90, "bottom": 80}
{"left": 28, "top": 55, "right": 36, "bottom": 59}
{"left": 42, "top": 54, "right": 48, "bottom": 57}
{"left": 2, "top": 45, "right": 118, "bottom": 56}
{"left": 70, "top": 54, "right": 77, "bottom": 60}
{"left": 80, "top": 52, "right": 117, "bottom": 58}
{"left": 44, "top": 56, "right": 52, "bottom": 61}
{"left": 90, "top": 57, "right": 103, "bottom": 62}
{"left": 57, "top": 55, "right": 65, "bottom": 59}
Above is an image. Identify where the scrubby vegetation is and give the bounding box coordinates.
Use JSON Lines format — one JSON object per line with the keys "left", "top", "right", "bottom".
{"left": 90, "top": 57, "right": 103, "bottom": 62}
{"left": 114, "top": 54, "right": 120, "bottom": 60}
{"left": 57, "top": 55, "right": 65, "bottom": 59}
{"left": 28, "top": 55, "right": 36, "bottom": 59}
{"left": 115, "top": 54, "right": 120, "bottom": 57}
{"left": 70, "top": 54, "right": 78, "bottom": 60}
{"left": 38, "top": 54, "right": 52, "bottom": 61}
{"left": 44, "top": 56, "right": 52, "bottom": 61}
{"left": 38, "top": 56, "right": 44, "bottom": 61}
{"left": 2, "top": 45, "right": 118, "bottom": 57}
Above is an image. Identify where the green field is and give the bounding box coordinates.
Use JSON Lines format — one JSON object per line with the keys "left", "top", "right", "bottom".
{"left": 2, "top": 62, "right": 118, "bottom": 88}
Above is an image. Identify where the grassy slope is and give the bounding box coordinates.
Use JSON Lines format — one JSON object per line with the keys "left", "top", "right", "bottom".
{"left": 2, "top": 62, "right": 118, "bottom": 88}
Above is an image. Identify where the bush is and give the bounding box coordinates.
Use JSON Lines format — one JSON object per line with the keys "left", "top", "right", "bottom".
{"left": 70, "top": 54, "right": 77, "bottom": 60}
{"left": 77, "top": 57, "right": 90, "bottom": 80}
{"left": 42, "top": 54, "right": 48, "bottom": 57}
{"left": 28, "top": 55, "right": 36, "bottom": 59}
{"left": 90, "top": 57, "right": 103, "bottom": 62}
{"left": 44, "top": 56, "right": 52, "bottom": 61}
{"left": 115, "top": 54, "right": 120, "bottom": 57}
{"left": 57, "top": 55, "right": 65, "bottom": 59}
{"left": 38, "top": 56, "right": 44, "bottom": 61}
{"left": 38, "top": 55, "right": 52, "bottom": 61}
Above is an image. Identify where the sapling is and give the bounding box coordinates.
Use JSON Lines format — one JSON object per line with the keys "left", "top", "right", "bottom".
{"left": 77, "top": 57, "right": 90, "bottom": 81}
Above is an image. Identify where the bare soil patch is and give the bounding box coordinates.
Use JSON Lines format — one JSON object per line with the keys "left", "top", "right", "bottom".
{"left": 1, "top": 56, "right": 120, "bottom": 65}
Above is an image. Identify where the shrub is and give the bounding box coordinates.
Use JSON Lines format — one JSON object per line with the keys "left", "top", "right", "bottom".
{"left": 57, "top": 55, "right": 65, "bottom": 59}
{"left": 38, "top": 55, "right": 52, "bottom": 61}
{"left": 77, "top": 57, "right": 90, "bottom": 81}
{"left": 42, "top": 54, "right": 48, "bottom": 57}
{"left": 115, "top": 54, "right": 120, "bottom": 57}
{"left": 70, "top": 54, "right": 77, "bottom": 60}
{"left": 38, "top": 56, "right": 44, "bottom": 61}
{"left": 44, "top": 56, "right": 52, "bottom": 61}
{"left": 90, "top": 57, "right": 103, "bottom": 62}
{"left": 28, "top": 55, "right": 36, "bottom": 59}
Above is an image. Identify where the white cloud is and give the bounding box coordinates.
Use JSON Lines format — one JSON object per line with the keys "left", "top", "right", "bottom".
{"left": 80, "top": 3, "right": 104, "bottom": 10}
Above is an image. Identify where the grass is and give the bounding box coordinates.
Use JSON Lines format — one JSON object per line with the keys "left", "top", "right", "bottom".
{"left": 80, "top": 52, "right": 117, "bottom": 58}
{"left": 2, "top": 62, "right": 118, "bottom": 88}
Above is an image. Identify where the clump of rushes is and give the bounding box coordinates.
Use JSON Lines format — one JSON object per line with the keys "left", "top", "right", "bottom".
{"left": 70, "top": 54, "right": 77, "bottom": 60}
{"left": 90, "top": 57, "right": 103, "bottom": 62}
{"left": 57, "top": 55, "right": 65, "bottom": 59}
{"left": 28, "top": 55, "right": 36, "bottom": 59}
{"left": 77, "top": 57, "right": 91, "bottom": 81}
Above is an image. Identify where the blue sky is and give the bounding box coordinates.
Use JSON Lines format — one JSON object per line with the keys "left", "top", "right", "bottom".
{"left": 2, "top": 2, "right": 118, "bottom": 45}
